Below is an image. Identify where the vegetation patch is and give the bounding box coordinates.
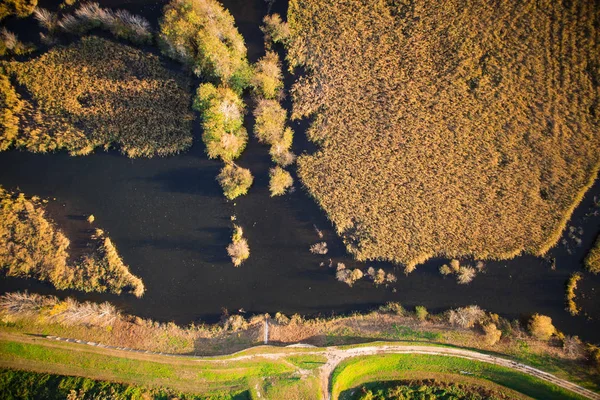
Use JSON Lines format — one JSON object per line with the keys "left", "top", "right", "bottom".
{"left": 194, "top": 83, "right": 247, "bottom": 162}
{"left": 2, "top": 36, "right": 193, "bottom": 158}
{"left": 269, "top": 166, "right": 293, "bottom": 196}
{"left": 585, "top": 236, "right": 600, "bottom": 273}
{"left": 159, "top": 0, "right": 252, "bottom": 93}
{"left": 566, "top": 272, "right": 583, "bottom": 316}
{"left": 0, "top": 0, "right": 36, "bottom": 20}
{"left": 227, "top": 225, "right": 250, "bottom": 267}
{"left": 289, "top": 0, "right": 600, "bottom": 271}
{"left": 217, "top": 163, "right": 253, "bottom": 200}
{"left": 0, "top": 187, "right": 144, "bottom": 297}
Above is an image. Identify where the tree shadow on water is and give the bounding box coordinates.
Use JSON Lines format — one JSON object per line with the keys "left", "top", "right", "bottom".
{"left": 147, "top": 167, "right": 222, "bottom": 196}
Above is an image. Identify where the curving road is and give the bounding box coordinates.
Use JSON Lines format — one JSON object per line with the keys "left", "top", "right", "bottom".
{"left": 39, "top": 335, "right": 599, "bottom": 400}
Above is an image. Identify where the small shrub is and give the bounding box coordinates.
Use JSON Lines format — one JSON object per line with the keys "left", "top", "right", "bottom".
{"left": 379, "top": 302, "right": 404, "bottom": 315}
{"left": 87, "top": 214, "right": 95, "bottom": 224}
{"left": 439, "top": 264, "right": 452, "bottom": 275}
{"left": 274, "top": 312, "right": 289, "bottom": 325}
{"left": 261, "top": 13, "right": 290, "bottom": 46}
{"left": 448, "top": 305, "right": 485, "bottom": 328}
{"left": 0, "top": 28, "right": 35, "bottom": 56}
{"left": 217, "top": 163, "right": 253, "bottom": 200}
{"left": 457, "top": 266, "right": 476, "bottom": 284}
{"left": 310, "top": 242, "right": 328, "bottom": 255}
{"left": 415, "top": 306, "right": 428, "bottom": 321}
{"left": 483, "top": 323, "right": 502, "bottom": 346}
{"left": 253, "top": 99, "right": 286, "bottom": 145}
{"left": 224, "top": 314, "right": 247, "bottom": 331}
{"left": 269, "top": 166, "right": 293, "bottom": 196}
{"left": 565, "top": 272, "right": 582, "bottom": 316}
{"left": 227, "top": 225, "right": 249, "bottom": 267}
{"left": 385, "top": 272, "right": 397, "bottom": 283}
{"left": 251, "top": 51, "right": 283, "bottom": 100}
{"left": 562, "top": 335, "right": 583, "bottom": 357}
{"left": 194, "top": 83, "right": 247, "bottom": 161}
{"left": 449, "top": 259, "right": 460, "bottom": 272}
{"left": 528, "top": 313, "right": 555, "bottom": 340}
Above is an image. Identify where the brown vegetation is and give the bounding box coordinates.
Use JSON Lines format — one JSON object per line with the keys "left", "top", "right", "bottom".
{"left": 309, "top": 241, "right": 328, "bottom": 255}
{"left": 483, "top": 323, "right": 502, "bottom": 346}
{"left": 2, "top": 36, "right": 193, "bottom": 157}
{"left": 565, "top": 272, "right": 583, "bottom": 316}
{"left": 0, "top": 28, "right": 35, "bottom": 57}
{"left": 585, "top": 236, "right": 600, "bottom": 274}
{"left": 227, "top": 225, "right": 249, "bottom": 267}
{"left": 448, "top": 306, "right": 485, "bottom": 329}
{"left": 0, "top": 187, "right": 144, "bottom": 297}
{"left": 289, "top": 0, "right": 600, "bottom": 271}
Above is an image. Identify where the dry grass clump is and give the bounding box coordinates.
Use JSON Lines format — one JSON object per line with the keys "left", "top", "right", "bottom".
{"left": 483, "top": 323, "right": 502, "bottom": 346}
{"left": 0, "top": 187, "right": 145, "bottom": 297}
{"left": 448, "top": 306, "right": 485, "bottom": 329}
{"left": 227, "top": 225, "right": 249, "bottom": 267}
{"left": 251, "top": 51, "right": 283, "bottom": 100}
{"left": 159, "top": 0, "right": 252, "bottom": 93}
{"left": 194, "top": 83, "right": 248, "bottom": 162}
{"left": 289, "top": 0, "right": 600, "bottom": 272}
{"left": 269, "top": 166, "right": 293, "bottom": 197}
{"left": 335, "top": 263, "right": 363, "bottom": 287}
{"left": 457, "top": 266, "right": 476, "bottom": 285}
{"left": 309, "top": 241, "right": 328, "bottom": 255}
{"left": 585, "top": 236, "right": 600, "bottom": 273}
{"left": 0, "top": 28, "right": 35, "bottom": 56}
{"left": 0, "top": 292, "right": 118, "bottom": 327}
{"left": 0, "top": 0, "right": 37, "bottom": 20}
{"left": 38, "top": 3, "right": 153, "bottom": 44}
{"left": 565, "top": 272, "right": 583, "bottom": 316}
{"left": 217, "top": 163, "right": 253, "bottom": 200}
{"left": 2, "top": 36, "right": 193, "bottom": 158}
{"left": 439, "top": 259, "right": 478, "bottom": 284}
{"left": 261, "top": 14, "right": 290, "bottom": 48}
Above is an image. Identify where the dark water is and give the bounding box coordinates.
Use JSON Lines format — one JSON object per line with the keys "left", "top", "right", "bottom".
{"left": 1, "top": 0, "right": 599, "bottom": 343}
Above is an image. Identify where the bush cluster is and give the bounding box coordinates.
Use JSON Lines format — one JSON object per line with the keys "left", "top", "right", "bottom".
{"left": 217, "top": 163, "right": 253, "bottom": 200}
{"left": 2, "top": 36, "right": 193, "bottom": 158}
{"left": 261, "top": 14, "right": 290, "bottom": 48}
{"left": 159, "top": 0, "right": 252, "bottom": 93}
{"left": 289, "top": 0, "right": 600, "bottom": 271}
{"left": 269, "top": 166, "right": 293, "bottom": 197}
{"left": 193, "top": 83, "right": 247, "bottom": 162}
{"left": 0, "top": 0, "right": 37, "bottom": 20}
{"left": 227, "top": 225, "right": 249, "bottom": 267}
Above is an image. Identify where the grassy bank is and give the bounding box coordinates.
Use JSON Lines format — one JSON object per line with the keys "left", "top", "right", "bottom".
{"left": 1, "top": 293, "right": 598, "bottom": 391}
{"left": 0, "top": 333, "right": 322, "bottom": 399}
{"left": 289, "top": 0, "right": 600, "bottom": 271}
{"left": 331, "top": 354, "right": 588, "bottom": 400}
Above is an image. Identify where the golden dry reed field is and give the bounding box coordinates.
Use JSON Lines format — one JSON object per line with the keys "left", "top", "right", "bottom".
{"left": 289, "top": 0, "right": 600, "bottom": 272}
{"left": 1, "top": 36, "right": 193, "bottom": 158}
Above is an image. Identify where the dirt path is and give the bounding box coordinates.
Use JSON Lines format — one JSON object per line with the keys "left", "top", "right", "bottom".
{"left": 5, "top": 333, "right": 598, "bottom": 400}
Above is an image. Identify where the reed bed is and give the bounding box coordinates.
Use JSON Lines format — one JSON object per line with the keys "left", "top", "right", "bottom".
{"left": 289, "top": 0, "right": 600, "bottom": 271}
{"left": 585, "top": 236, "right": 600, "bottom": 273}
{"left": 2, "top": 36, "right": 193, "bottom": 158}
{"left": 0, "top": 187, "right": 144, "bottom": 297}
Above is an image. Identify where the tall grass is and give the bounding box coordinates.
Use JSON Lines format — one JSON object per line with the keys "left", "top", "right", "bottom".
{"left": 289, "top": 0, "right": 600, "bottom": 272}
{"left": 48, "top": 2, "right": 153, "bottom": 44}
{"left": 2, "top": 36, "right": 193, "bottom": 158}
{"left": 0, "top": 187, "right": 145, "bottom": 297}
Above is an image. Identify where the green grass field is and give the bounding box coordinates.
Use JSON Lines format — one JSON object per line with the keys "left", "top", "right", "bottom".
{"left": 331, "top": 354, "right": 588, "bottom": 400}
